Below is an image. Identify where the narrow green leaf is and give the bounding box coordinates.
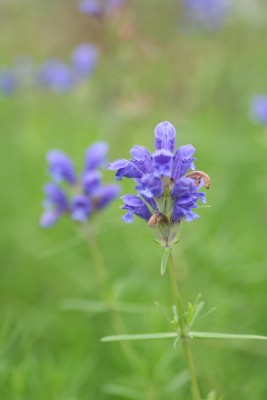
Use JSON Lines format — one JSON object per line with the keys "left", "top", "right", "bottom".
{"left": 193, "top": 293, "right": 202, "bottom": 308}
{"left": 189, "top": 301, "right": 205, "bottom": 327}
{"left": 60, "top": 299, "right": 109, "bottom": 313}
{"left": 101, "top": 332, "right": 178, "bottom": 342}
{"left": 160, "top": 247, "right": 172, "bottom": 276}
{"left": 60, "top": 299, "right": 153, "bottom": 314}
{"left": 104, "top": 383, "right": 144, "bottom": 400}
{"left": 191, "top": 331, "right": 267, "bottom": 341}
{"left": 187, "top": 302, "right": 194, "bottom": 325}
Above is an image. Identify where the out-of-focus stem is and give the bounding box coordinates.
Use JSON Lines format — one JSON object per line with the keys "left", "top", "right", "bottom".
{"left": 84, "top": 225, "right": 146, "bottom": 375}
{"left": 168, "top": 253, "right": 201, "bottom": 400}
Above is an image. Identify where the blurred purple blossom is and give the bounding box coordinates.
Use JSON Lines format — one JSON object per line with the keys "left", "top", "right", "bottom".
{"left": 78, "top": 0, "right": 102, "bottom": 16}
{"left": 0, "top": 68, "right": 17, "bottom": 94}
{"left": 41, "top": 184, "right": 70, "bottom": 228}
{"left": 37, "top": 60, "right": 74, "bottom": 93}
{"left": 41, "top": 142, "right": 120, "bottom": 228}
{"left": 78, "top": 0, "right": 124, "bottom": 16}
{"left": 250, "top": 95, "right": 267, "bottom": 125}
{"left": 72, "top": 44, "right": 99, "bottom": 79}
{"left": 47, "top": 150, "right": 77, "bottom": 184}
{"left": 181, "top": 0, "right": 231, "bottom": 31}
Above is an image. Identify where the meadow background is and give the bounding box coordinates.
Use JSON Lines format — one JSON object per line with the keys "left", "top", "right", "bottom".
{"left": 1, "top": 0, "right": 267, "bottom": 399}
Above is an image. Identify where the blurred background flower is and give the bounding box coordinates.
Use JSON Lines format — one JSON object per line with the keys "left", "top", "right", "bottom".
{"left": 250, "top": 95, "right": 267, "bottom": 125}
{"left": 181, "top": 0, "right": 231, "bottom": 31}
{"left": 78, "top": 0, "right": 125, "bottom": 16}
{"left": 41, "top": 143, "right": 120, "bottom": 228}
{"left": 0, "top": 68, "right": 17, "bottom": 94}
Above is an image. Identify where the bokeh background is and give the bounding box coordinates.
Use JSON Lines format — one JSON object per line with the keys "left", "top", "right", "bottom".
{"left": 1, "top": 0, "right": 267, "bottom": 399}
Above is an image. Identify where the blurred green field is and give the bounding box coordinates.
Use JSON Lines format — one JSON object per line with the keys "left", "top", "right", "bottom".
{"left": 1, "top": 1, "right": 267, "bottom": 399}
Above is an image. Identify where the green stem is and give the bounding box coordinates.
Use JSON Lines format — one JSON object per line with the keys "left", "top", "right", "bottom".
{"left": 168, "top": 252, "right": 185, "bottom": 334}
{"left": 182, "top": 339, "right": 202, "bottom": 400}
{"left": 84, "top": 225, "right": 146, "bottom": 375}
{"left": 168, "top": 253, "right": 202, "bottom": 400}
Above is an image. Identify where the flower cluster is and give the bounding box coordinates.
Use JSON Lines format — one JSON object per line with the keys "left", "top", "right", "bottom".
{"left": 181, "top": 0, "right": 231, "bottom": 31}
{"left": 0, "top": 44, "right": 98, "bottom": 95}
{"left": 109, "top": 121, "right": 210, "bottom": 246}
{"left": 40, "top": 142, "right": 120, "bottom": 228}
{"left": 250, "top": 95, "right": 267, "bottom": 126}
{"left": 38, "top": 44, "right": 99, "bottom": 93}
{"left": 78, "top": 0, "right": 124, "bottom": 17}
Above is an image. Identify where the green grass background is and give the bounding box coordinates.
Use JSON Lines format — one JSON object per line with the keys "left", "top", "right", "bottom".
{"left": 1, "top": 1, "right": 267, "bottom": 399}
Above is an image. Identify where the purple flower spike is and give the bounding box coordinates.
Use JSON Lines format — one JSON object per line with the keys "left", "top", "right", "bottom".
{"left": 71, "top": 195, "right": 92, "bottom": 222}
{"left": 47, "top": 150, "right": 76, "bottom": 184}
{"left": 109, "top": 120, "right": 210, "bottom": 246}
{"left": 154, "top": 121, "right": 176, "bottom": 152}
{"left": 84, "top": 142, "right": 108, "bottom": 171}
{"left": 250, "top": 95, "right": 267, "bottom": 125}
{"left": 41, "top": 142, "right": 120, "bottom": 228}
{"left": 121, "top": 195, "right": 152, "bottom": 223}
{"left": 72, "top": 44, "right": 99, "bottom": 78}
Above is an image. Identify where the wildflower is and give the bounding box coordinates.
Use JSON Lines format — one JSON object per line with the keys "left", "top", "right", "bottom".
{"left": 37, "top": 60, "right": 74, "bottom": 93}
{"left": 250, "top": 95, "right": 267, "bottom": 126}
{"left": 41, "top": 142, "right": 120, "bottom": 228}
{"left": 181, "top": 0, "right": 231, "bottom": 31}
{"left": 72, "top": 44, "right": 99, "bottom": 79}
{"left": 78, "top": 0, "right": 102, "bottom": 16}
{"left": 77, "top": 0, "right": 124, "bottom": 16}
{"left": 109, "top": 121, "right": 210, "bottom": 247}
{"left": 0, "top": 68, "right": 17, "bottom": 94}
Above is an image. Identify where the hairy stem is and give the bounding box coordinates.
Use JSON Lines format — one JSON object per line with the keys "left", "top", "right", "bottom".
{"left": 168, "top": 253, "right": 202, "bottom": 400}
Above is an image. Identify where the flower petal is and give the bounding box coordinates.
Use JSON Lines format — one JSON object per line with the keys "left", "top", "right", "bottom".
{"left": 138, "top": 174, "right": 163, "bottom": 198}
{"left": 154, "top": 121, "right": 176, "bottom": 152}
{"left": 172, "top": 144, "right": 195, "bottom": 181}
{"left": 171, "top": 177, "right": 195, "bottom": 198}
{"left": 153, "top": 149, "right": 173, "bottom": 177}
{"left": 121, "top": 195, "right": 152, "bottom": 222}
{"left": 82, "top": 170, "right": 102, "bottom": 195}
{"left": 43, "top": 183, "right": 69, "bottom": 211}
{"left": 71, "top": 195, "right": 92, "bottom": 222}
{"left": 94, "top": 184, "right": 121, "bottom": 209}
{"left": 47, "top": 150, "right": 76, "bottom": 184}
{"left": 84, "top": 142, "right": 108, "bottom": 171}
{"left": 40, "top": 210, "right": 60, "bottom": 228}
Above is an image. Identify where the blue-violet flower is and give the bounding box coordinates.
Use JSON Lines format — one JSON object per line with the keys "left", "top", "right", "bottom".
{"left": 78, "top": 0, "right": 124, "bottom": 16}
{"left": 109, "top": 121, "right": 210, "bottom": 247}
{"left": 250, "top": 95, "right": 267, "bottom": 126}
{"left": 181, "top": 0, "right": 231, "bottom": 31}
{"left": 41, "top": 142, "right": 120, "bottom": 228}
